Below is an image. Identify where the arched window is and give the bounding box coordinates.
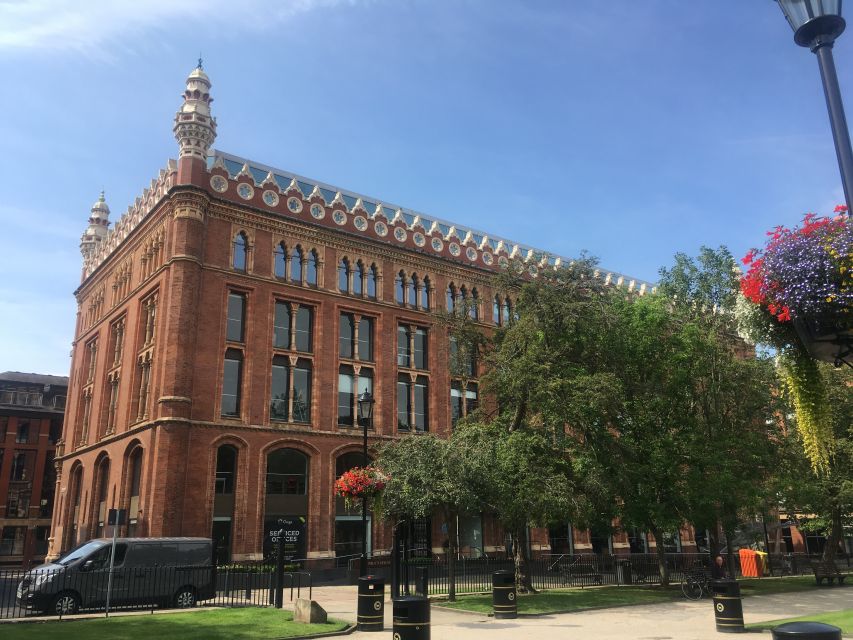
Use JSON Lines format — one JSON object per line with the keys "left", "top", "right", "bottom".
{"left": 338, "top": 259, "right": 350, "bottom": 293}
{"left": 232, "top": 233, "right": 248, "bottom": 271}
{"left": 446, "top": 284, "right": 456, "bottom": 312}
{"left": 213, "top": 444, "right": 237, "bottom": 564}
{"left": 367, "top": 264, "right": 378, "bottom": 299}
{"left": 290, "top": 246, "right": 303, "bottom": 284}
{"left": 353, "top": 261, "right": 364, "bottom": 296}
{"left": 67, "top": 464, "right": 83, "bottom": 549}
{"left": 94, "top": 457, "right": 111, "bottom": 538}
{"left": 266, "top": 449, "right": 308, "bottom": 495}
{"left": 493, "top": 296, "right": 501, "bottom": 326}
{"left": 274, "top": 242, "right": 287, "bottom": 279}
{"left": 126, "top": 447, "right": 143, "bottom": 535}
{"left": 408, "top": 275, "right": 418, "bottom": 307}
{"left": 395, "top": 271, "right": 405, "bottom": 304}
{"left": 421, "top": 276, "right": 430, "bottom": 310}
{"left": 306, "top": 250, "right": 319, "bottom": 286}
{"left": 502, "top": 298, "right": 511, "bottom": 325}
{"left": 457, "top": 285, "right": 466, "bottom": 310}
{"left": 469, "top": 288, "right": 479, "bottom": 320}
{"left": 336, "top": 451, "right": 371, "bottom": 477}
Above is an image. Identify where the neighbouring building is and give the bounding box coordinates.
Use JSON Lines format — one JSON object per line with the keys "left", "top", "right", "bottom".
{"left": 0, "top": 372, "right": 67, "bottom": 567}
{"left": 48, "top": 64, "right": 714, "bottom": 567}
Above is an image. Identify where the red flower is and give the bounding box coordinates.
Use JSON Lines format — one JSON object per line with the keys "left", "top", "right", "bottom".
{"left": 834, "top": 204, "right": 848, "bottom": 213}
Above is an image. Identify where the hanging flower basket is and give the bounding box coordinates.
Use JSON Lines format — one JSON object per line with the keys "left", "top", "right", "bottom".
{"left": 740, "top": 207, "right": 851, "bottom": 365}
{"left": 334, "top": 466, "right": 388, "bottom": 509}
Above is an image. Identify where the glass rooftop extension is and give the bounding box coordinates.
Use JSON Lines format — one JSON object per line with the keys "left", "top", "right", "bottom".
{"left": 208, "top": 150, "right": 657, "bottom": 293}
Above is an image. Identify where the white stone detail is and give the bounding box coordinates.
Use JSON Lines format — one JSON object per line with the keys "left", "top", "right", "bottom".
{"left": 331, "top": 191, "right": 347, "bottom": 210}
{"left": 173, "top": 64, "right": 217, "bottom": 160}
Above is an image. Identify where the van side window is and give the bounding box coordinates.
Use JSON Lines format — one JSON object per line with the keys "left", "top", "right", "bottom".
{"left": 88, "top": 544, "right": 127, "bottom": 569}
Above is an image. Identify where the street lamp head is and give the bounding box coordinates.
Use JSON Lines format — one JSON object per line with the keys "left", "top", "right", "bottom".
{"left": 775, "top": 0, "right": 846, "bottom": 48}
{"left": 357, "top": 391, "right": 375, "bottom": 423}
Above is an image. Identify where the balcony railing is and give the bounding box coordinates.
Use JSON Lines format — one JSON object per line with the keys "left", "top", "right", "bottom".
{"left": 0, "top": 391, "right": 66, "bottom": 410}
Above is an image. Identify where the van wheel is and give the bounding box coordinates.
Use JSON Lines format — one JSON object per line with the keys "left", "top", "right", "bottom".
{"left": 52, "top": 591, "right": 80, "bottom": 616}
{"left": 173, "top": 587, "right": 196, "bottom": 608}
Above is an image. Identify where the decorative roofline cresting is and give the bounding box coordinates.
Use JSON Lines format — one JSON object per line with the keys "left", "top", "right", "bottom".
{"left": 79, "top": 65, "right": 656, "bottom": 295}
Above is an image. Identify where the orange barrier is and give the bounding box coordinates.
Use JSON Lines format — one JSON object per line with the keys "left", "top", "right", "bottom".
{"left": 739, "top": 549, "right": 759, "bottom": 577}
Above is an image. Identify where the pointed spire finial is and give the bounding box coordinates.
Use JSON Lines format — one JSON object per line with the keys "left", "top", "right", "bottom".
{"left": 99, "top": 189, "right": 105, "bottom": 202}
{"left": 197, "top": 55, "right": 203, "bottom": 70}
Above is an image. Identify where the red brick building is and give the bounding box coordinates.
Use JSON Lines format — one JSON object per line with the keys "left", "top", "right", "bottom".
{"left": 1, "top": 372, "right": 66, "bottom": 567}
{"left": 49, "top": 65, "right": 690, "bottom": 566}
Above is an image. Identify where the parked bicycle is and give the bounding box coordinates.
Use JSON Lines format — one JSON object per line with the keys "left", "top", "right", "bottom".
{"left": 680, "top": 562, "right": 710, "bottom": 600}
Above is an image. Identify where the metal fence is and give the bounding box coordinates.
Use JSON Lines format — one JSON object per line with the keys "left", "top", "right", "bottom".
{"left": 359, "top": 551, "right": 851, "bottom": 595}
{"left": 0, "top": 564, "right": 311, "bottom": 620}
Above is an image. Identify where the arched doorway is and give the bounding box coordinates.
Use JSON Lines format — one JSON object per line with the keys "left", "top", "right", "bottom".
{"left": 212, "top": 445, "right": 238, "bottom": 564}
{"left": 263, "top": 448, "right": 309, "bottom": 560}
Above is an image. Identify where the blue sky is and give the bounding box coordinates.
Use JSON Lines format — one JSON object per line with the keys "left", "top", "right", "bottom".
{"left": 1, "top": 0, "right": 850, "bottom": 376}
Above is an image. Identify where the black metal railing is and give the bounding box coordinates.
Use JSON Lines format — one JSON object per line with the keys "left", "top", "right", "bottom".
{"left": 0, "top": 564, "right": 312, "bottom": 620}
{"left": 358, "top": 551, "right": 849, "bottom": 595}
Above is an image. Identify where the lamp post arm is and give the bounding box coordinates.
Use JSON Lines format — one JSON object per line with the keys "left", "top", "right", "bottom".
{"left": 815, "top": 41, "right": 853, "bottom": 211}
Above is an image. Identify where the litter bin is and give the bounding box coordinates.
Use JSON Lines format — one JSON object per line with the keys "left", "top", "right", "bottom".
{"left": 393, "top": 595, "right": 430, "bottom": 640}
{"left": 492, "top": 570, "right": 517, "bottom": 619}
{"left": 710, "top": 579, "right": 744, "bottom": 633}
{"left": 755, "top": 551, "right": 769, "bottom": 576}
{"left": 357, "top": 575, "right": 385, "bottom": 632}
{"left": 616, "top": 559, "right": 632, "bottom": 585}
{"left": 771, "top": 621, "right": 842, "bottom": 639}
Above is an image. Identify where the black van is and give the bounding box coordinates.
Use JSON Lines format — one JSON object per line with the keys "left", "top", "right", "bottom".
{"left": 17, "top": 537, "right": 215, "bottom": 615}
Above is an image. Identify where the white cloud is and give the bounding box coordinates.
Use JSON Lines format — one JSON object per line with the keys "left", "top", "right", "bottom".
{"left": 0, "top": 0, "right": 359, "bottom": 53}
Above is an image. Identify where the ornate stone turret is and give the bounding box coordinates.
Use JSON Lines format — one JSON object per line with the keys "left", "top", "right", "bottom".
{"left": 80, "top": 191, "right": 110, "bottom": 259}
{"left": 173, "top": 60, "right": 217, "bottom": 160}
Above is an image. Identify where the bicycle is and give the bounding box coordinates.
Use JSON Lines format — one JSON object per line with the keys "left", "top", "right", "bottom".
{"left": 680, "top": 565, "right": 710, "bottom": 600}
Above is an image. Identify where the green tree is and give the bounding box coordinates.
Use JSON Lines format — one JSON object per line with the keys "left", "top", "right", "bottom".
{"left": 374, "top": 434, "right": 479, "bottom": 601}
{"left": 658, "top": 245, "right": 740, "bottom": 313}
{"left": 453, "top": 422, "right": 578, "bottom": 592}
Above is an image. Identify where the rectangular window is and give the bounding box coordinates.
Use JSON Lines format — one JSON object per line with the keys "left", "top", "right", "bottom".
{"left": 450, "top": 337, "right": 476, "bottom": 377}
{"left": 273, "top": 301, "right": 291, "bottom": 349}
{"left": 451, "top": 382, "right": 463, "bottom": 427}
{"left": 397, "top": 326, "right": 410, "bottom": 367}
{"left": 358, "top": 317, "right": 373, "bottom": 361}
{"left": 6, "top": 486, "right": 31, "bottom": 518}
{"left": 292, "top": 361, "right": 311, "bottom": 422}
{"left": 270, "top": 356, "right": 289, "bottom": 421}
{"left": 338, "top": 366, "right": 354, "bottom": 426}
{"left": 15, "top": 422, "right": 30, "bottom": 444}
{"left": 295, "top": 307, "right": 313, "bottom": 353}
{"left": 413, "top": 328, "right": 428, "bottom": 370}
{"left": 339, "top": 314, "right": 354, "bottom": 360}
{"left": 221, "top": 349, "right": 243, "bottom": 417}
{"left": 397, "top": 376, "right": 411, "bottom": 431}
{"left": 466, "top": 382, "right": 478, "bottom": 415}
{"left": 226, "top": 293, "right": 245, "bottom": 342}
{"left": 414, "top": 376, "right": 429, "bottom": 432}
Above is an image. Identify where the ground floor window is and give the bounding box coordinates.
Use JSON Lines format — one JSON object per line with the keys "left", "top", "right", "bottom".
{"left": 457, "top": 513, "right": 483, "bottom": 557}
{"left": 627, "top": 528, "right": 648, "bottom": 553}
{"left": 549, "top": 522, "right": 574, "bottom": 555}
{"left": 213, "top": 518, "right": 232, "bottom": 565}
{"left": 662, "top": 531, "right": 682, "bottom": 553}
{"left": 334, "top": 515, "right": 372, "bottom": 560}
{"left": 0, "top": 526, "right": 25, "bottom": 556}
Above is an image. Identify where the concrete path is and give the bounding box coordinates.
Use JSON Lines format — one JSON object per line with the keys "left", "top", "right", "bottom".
{"left": 305, "top": 585, "right": 852, "bottom": 639}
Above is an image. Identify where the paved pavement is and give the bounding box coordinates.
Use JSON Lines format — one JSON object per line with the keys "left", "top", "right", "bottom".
{"left": 305, "top": 584, "right": 852, "bottom": 639}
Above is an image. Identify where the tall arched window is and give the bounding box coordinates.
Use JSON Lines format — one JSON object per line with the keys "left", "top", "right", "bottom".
{"left": 290, "top": 246, "right": 303, "bottom": 284}
{"left": 367, "top": 264, "right": 378, "bottom": 299}
{"left": 493, "top": 296, "right": 501, "bottom": 326}
{"left": 265, "top": 448, "right": 309, "bottom": 559}
{"left": 67, "top": 464, "right": 83, "bottom": 549}
{"left": 274, "top": 242, "right": 287, "bottom": 279}
{"left": 502, "top": 298, "right": 511, "bottom": 325}
{"left": 353, "top": 261, "right": 364, "bottom": 296}
{"left": 395, "top": 271, "right": 405, "bottom": 305}
{"left": 126, "top": 447, "right": 143, "bottom": 536}
{"left": 213, "top": 444, "right": 238, "bottom": 564}
{"left": 232, "top": 233, "right": 248, "bottom": 271}
{"left": 266, "top": 449, "right": 308, "bottom": 495}
{"left": 338, "top": 259, "right": 350, "bottom": 293}
{"left": 94, "top": 457, "right": 111, "bottom": 538}
{"left": 306, "top": 250, "right": 319, "bottom": 286}
{"left": 447, "top": 284, "right": 456, "bottom": 312}
{"left": 469, "top": 288, "right": 479, "bottom": 320}
{"left": 408, "top": 275, "right": 417, "bottom": 307}
{"left": 421, "top": 276, "right": 430, "bottom": 310}
{"left": 335, "top": 451, "right": 373, "bottom": 558}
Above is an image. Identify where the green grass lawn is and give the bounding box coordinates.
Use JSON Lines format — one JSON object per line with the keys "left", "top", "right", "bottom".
{"left": 748, "top": 609, "right": 853, "bottom": 634}
{"left": 437, "top": 576, "right": 849, "bottom": 616}
{"left": 0, "top": 608, "right": 350, "bottom": 640}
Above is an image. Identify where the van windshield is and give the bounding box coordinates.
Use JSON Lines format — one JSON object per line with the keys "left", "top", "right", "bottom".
{"left": 57, "top": 541, "right": 107, "bottom": 566}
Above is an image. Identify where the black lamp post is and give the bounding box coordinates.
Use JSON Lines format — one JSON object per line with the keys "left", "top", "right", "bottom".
{"left": 774, "top": 0, "right": 853, "bottom": 212}
{"left": 357, "top": 391, "right": 375, "bottom": 577}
